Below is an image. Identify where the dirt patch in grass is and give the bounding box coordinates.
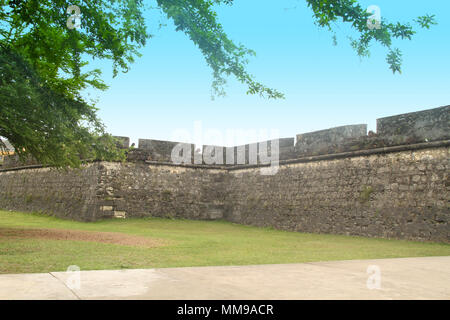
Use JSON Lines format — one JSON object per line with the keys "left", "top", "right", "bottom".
{"left": 0, "top": 227, "right": 166, "bottom": 248}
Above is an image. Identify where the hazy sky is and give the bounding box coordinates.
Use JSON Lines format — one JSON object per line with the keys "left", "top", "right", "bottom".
{"left": 84, "top": 0, "right": 450, "bottom": 147}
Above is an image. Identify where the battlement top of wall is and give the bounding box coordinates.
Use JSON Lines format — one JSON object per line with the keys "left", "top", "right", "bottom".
{"left": 377, "top": 105, "right": 449, "bottom": 122}
{"left": 113, "top": 136, "right": 130, "bottom": 149}
{"left": 2, "top": 105, "right": 448, "bottom": 170}
{"left": 296, "top": 124, "right": 367, "bottom": 145}
{"left": 127, "top": 106, "right": 449, "bottom": 166}
{"left": 296, "top": 124, "right": 367, "bottom": 138}
{"left": 376, "top": 105, "right": 449, "bottom": 143}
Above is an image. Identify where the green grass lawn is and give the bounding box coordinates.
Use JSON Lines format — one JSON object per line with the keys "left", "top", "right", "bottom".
{"left": 0, "top": 210, "right": 449, "bottom": 274}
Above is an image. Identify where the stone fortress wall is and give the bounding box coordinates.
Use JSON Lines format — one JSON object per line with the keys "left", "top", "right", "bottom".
{"left": 0, "top": 106, "right": 448, "bottom": 242}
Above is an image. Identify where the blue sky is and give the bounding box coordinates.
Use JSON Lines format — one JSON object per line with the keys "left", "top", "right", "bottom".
{"left": 85, "top": 0, "right": 450, "bottom": 146}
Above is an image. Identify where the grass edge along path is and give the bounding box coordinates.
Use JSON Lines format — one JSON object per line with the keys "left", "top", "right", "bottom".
{"left": 0, "top": 210, "right": 449, "bottom": 274}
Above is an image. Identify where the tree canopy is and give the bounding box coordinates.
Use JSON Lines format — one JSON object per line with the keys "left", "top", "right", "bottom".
{"left": 0, "top": 46, "right": 123, "bottom": 167}
{"left": 0, "top": 0, "right": 437, "bottom": 167}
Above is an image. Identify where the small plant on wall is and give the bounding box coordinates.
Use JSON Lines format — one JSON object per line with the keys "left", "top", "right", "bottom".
{"left": 359, "top": 186, "right": 374, "bottom": 204}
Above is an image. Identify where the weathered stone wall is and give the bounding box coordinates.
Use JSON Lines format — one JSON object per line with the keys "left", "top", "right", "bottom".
{"left": 202, "top": 145, "right": 226, "bottom": 165}
{"left": 0, "top": 106, "right": 449, "bottom": 242}
{"left": 377, "top": 105, "right": 450, "bottom": 144}
{"left": 114, "top": 136, "right": 130, "bottom": 149}
{"left": 218, "top": 138, "right": 295, "bottom": 166}
{"left": 0, "top": 144, "right": 448, "bottom": 241}
{"left": 94, "top": 162, "right": 228, "bottom": 220}
{"left": 138, "top": 139, "right": 195, "bottom": 162}
{"left": 0, "top": 162, "right": 228, "bottom": 221}
{"left": 0, "top": 164, "right": 101, "bottom": 221}
{"left": 226, "top": 146, "right": 449, "bottom": 242}
{"left": 295, "top": 124, "right": 367, "bottom": 156}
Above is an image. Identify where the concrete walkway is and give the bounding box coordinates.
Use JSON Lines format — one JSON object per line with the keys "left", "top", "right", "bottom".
{"left": 1, "top": 257, "right": 449, "bottom": 300}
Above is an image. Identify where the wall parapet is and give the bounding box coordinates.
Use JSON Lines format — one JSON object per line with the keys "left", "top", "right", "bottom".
{"left": 295, "top": 124, "right": 367, "bottom": 155}
{"left": 377, "top": 105, "right": 449, "bottom": 143}
{"left": 127, "top": 105, "right": 449, "bottom": 167}
{"left": 2, "top": 106, "right": 448, "bottom": 170}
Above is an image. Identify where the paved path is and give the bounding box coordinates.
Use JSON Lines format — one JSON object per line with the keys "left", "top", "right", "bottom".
{"left": 1, "top": 257, "right": 449, "bottom": 300}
